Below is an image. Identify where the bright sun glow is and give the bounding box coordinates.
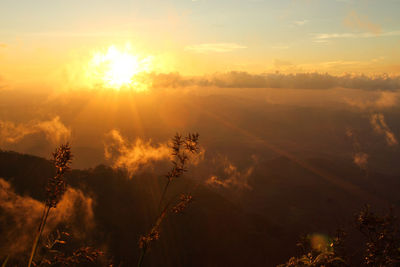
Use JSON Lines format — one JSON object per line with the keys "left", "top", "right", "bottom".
{"left": 87, "top": 44, "right": 153, "bottom": 91}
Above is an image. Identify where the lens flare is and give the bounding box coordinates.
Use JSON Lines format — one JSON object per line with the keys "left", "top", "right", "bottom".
{"left": 87, "top": 44, "right": 152, "bottom": 91}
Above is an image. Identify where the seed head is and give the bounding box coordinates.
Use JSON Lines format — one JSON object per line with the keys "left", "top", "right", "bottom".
{"left": 138, "top": 230, "right": 160, "bottom": 249}
{"left": 46, "top": 143, "right": 72, "bottom": 208}
{"left": 172, "top": 194, "right": 193, "bottom": 214}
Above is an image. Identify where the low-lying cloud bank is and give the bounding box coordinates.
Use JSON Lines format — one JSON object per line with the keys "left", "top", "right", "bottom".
{"left": 104, "top": 130, "right": 205, "bottom": 177}
{"left": 0, "top": 178, "right": 94, "bottom": 257}
{"left": 145, "top": 72, "right": 400, "bottom": 91}
{"left": 344, "top": 91, "right": 398, "bottom": 110}
{"left": 0, "top": 116, "right": 71, "bottom": 145}
{"left": 370, "top": 113, "right": 398, "bottom": 146}
{"left": 205, "top": 155, "right": 257, "bottom": 191}
{"left": 346, "top": 129, "right": 369, "bottom": 171}
{"left": 104, "top": 130, "right": 171, "bottom": 177}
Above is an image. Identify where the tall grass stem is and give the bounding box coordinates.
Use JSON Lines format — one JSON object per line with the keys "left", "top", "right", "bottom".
{"left": 27, "top": 205, "right": 51, "bottom": 267}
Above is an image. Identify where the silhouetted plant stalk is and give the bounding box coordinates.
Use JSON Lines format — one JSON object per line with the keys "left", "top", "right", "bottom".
{"left": 27, "top": 144, "right": 72, "bottom": 267}
{"left": 138, "top": 194, "right": 193, "bottom": 267}
{"left": 280, "top": 206, "right": 400, "bottom": 266}
{"left": 138, "top": 133, "right": 199, "bottom": 267}
{"left": 278, "top": 229, "right": 348, "bottom": 267}
{"left": 158, "top": 133, "right": 199, "bottom": 210}
{"left": 41, "top": 229, "right": 103, "bottom": 266}
{"left": 43, "top": 246, "right": 103, "bottom": 266}
{"left": 356, "top": 205, "right": 400, "bottom": 266}
{"left": 137, "top": 204, "right": 167, "bottom": 267}
{"left": 1, "top": 255, "right": 9, "bottom": 267}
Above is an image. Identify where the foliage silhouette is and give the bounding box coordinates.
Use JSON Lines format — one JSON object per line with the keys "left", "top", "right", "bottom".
{"left": 280, "top": 206, "right": 400, "bottom": 267}
{"left": 137, "top": 133, "right": 200, "bottom": 267}
{"left": 28, "top": 144, "right": 72, "bottom": 267}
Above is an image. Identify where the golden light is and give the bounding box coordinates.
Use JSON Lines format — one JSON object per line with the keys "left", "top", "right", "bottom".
{"left": 86, "top": 44, "right": 153, "bottom": 91}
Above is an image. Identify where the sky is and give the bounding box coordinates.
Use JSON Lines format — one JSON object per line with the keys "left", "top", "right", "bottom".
{"left": 1, "top": 0, "right": 400, "bottom": 90}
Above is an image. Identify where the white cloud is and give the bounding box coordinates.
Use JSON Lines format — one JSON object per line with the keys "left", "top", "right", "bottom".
{"left": 313, "top": 30, "right": 400, "bottom": 41}
{"left": 353, "top": 152, "right": 368, "bottom": 170}
{"left": 205, "top": 156, "right": 256, "bottom": 190}
{"left": 271, "top": 45, "right": 290, "bottom": 50}
{"left": 293, "top": 20, "right": 308, "bottom": 26}
{"left": 370, "top": 113, "right": 398, "bottom": 146}
{"left": 104, "top": 129, "right": 171, "bottom": 176}
{"left": 0, "top": 178, "right": 94, "bottom": 256}
{"left": 343, "top": 11, "right": 381, "bottom": 35}
{"left": 104, "top": 130, "right": 204, "bottom": 177}
{"left": 184, "top": 43, "right": 247, "bottom": 53}
{"left": 0, "top": 116, "right": 71, "bottom": 145}
{"left": 345, "top": 91, "right": 398, "bottom": 110}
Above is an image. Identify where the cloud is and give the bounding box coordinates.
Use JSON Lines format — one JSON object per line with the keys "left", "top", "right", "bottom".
{"left": 374, "top": 92, "right": 398, "bottom": 107}
{"left": 313, "top": 30, "right": 400, "bottom": 41}
{"left": 24, "top": 31, "right": 134, "bottom": 38}
{"left": 346, "top": 129, "right": 369, "bottom": 170}
{"left": 370, "top": 113, "right": 398, "bottom": 146}
{"left": 0, "top": 121, "right": 37, "bottom": 144}
{"left": 104, "top": 130, "right": 204, "bottom": 177}
{"left": 271, "top": 45, "right": 290, "bottom": 50}
{"left": 344, "top": 91, "right": 399, "bottom": 110}
{"left": 293, "top": 20, "right": 308, "bottom": 26}
{"left": 0, "top": 116, "right": 71, "bottom": 145}
{"left": 343, "top": 11, "right": 381, "bottom": 35}
{"left": 205, "top": 156, "right": 255, "bottom": 190}
{"left": 353, "top": 152, "right": 369, "bottom": 170}
{"left": 36, "top": 117, "right": 72, "bottom": 145}
{"left": 274, "top": 59, "right": 293, "bottom": 68}
{"left": 184, "top": 43, "right": 247, "bottom": 53}
{"left": 0, "top": 178, "right": 94, "bottom": 257}
{"left": 148, "top": 71, "right": 400, "bottom": 91}
{"left": 104, "top": 130, "right": 171, "bottom": 176}
{"left": 0, "top": 43, "right": 6, "bottom": 48}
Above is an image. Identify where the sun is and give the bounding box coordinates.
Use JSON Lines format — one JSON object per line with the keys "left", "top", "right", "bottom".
{"left": 87, "top": 44, "right": 153, "bottom": 91}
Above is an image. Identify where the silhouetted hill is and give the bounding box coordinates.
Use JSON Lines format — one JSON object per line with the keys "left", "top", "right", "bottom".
{"left": 1, "top": 151, "right": 400, "bottom": 266}
{"left": 0, "top": 150, "right": 53, "bottom": 200}
{"left": 0, "top": 151, "right": 286, "bottom": 266}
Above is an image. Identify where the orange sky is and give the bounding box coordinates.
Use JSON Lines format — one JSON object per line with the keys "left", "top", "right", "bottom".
{"left": 1, "top": 0, "right": 400, "bottom": 91}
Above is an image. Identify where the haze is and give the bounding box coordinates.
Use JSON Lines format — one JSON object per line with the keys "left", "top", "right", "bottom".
{"left": 1, "top": 1, "right": 400, "bottom": 266}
